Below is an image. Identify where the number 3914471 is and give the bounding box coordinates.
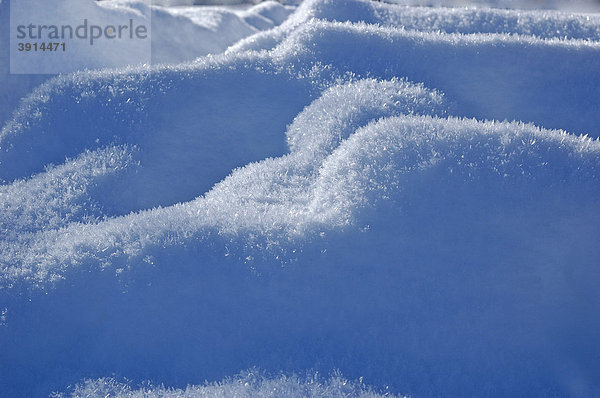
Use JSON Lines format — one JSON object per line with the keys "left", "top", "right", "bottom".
{"left": 17, "top": 42, "right": 66, "bottom": 52}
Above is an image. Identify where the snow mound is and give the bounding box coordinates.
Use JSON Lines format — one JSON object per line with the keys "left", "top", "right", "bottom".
{"left": 1, "top": 0, "right": 600, "bottom": 397}
{"left": 388, "top": 0, "right": 600, "bottom": 13}
{"left": 311, "top": 0, "right": 600, "bottom": 40}
{"left": 151, "top": 1, "right": 293, "bottom": 63}
{"left": 2, "top": 80, "right": 600, "bottom": 397}
{"left": 232, "top": 1, "right": 600, "bottom": 138}
{"left": 0, "top": 0, "right": 292, "bottom": 126}
{"left": 54, "top": 371, "right": 401, "bottom": 398}
{"left": 0, "top": 78, "right": 448, "bottom": 280}
{"left": 230, "top": 0, "right": 600, "bottom": 52}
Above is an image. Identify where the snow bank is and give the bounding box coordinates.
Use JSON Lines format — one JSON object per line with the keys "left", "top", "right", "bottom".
{"left": 312, "top": 0, "right": 600, "bottom": 40}
{"left": 230, "top": 0, "right": 600, "bottom": 52}
{"left": 0, "top": 0, "right": 292, "bottom": 126}
{"left": 2, "top": 78, "right": 600, "bottom": 397}
{"left": 231, "top": 0, "right": 600, "bottom": 137}
{"left": 54, "top": 371, "right": 401, "bottom": 398}
{"left": 150, "top": 1, "right": 293, "bottom": 63}
{"left": 386, "top": 0, "right": 600, "bottom": 13}
{"left": 1, "top": 0, "right": 600, "bottom": 397}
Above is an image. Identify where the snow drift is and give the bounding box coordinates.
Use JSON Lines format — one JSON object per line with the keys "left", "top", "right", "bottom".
{"left": 53, "top": 371, "right": 400, "bottom": 398}
{"left": 0, "top": 0, "right": 291, "bottom": 125}
{"left": 1, "top": 0, "right": 600, "bottom": 397}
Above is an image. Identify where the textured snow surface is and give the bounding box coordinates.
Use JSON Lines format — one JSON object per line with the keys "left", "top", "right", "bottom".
{"left": 53, "top": 371, "right": 402, "bottom": 398}
{"left": 1, "top": 0, "right": 600, "bottom": 397}
{"left": 0, "top": 0, "right": 291, "bottom": 125}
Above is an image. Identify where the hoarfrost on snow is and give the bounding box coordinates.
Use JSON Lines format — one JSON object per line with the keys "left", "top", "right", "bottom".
{"left": 1, "top": 0, "right": 600, "bottom": 397}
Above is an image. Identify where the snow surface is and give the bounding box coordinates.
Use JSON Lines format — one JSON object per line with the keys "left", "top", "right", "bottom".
{"left": 1, "top": 0, "right": 600, "bottom": 397}
{"left": 0, "top": 0, "right": 291, "bottom": 125}
{"left": 52, "top": 370, "right": 401, "bottom": 398}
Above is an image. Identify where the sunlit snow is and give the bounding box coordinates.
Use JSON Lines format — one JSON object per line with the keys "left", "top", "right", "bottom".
{"left": 1, "top": 0, "right": 599, "bottom": 397}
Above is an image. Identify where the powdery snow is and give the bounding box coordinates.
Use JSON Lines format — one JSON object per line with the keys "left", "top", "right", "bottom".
{"left": 0, "top": 0, "right": 291, "bottom": 126}
{"left": 1, "top": 0, "right": 600, "bottom": 397}
{"left": 54, "top": 371, "right": 403, "bottom": 398}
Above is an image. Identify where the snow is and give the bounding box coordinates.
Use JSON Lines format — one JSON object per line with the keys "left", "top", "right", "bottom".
{"left": 53, "top": 371, "right": 401, "bottom": 398}
{"left": 150, "top": 1, "right": 294, "bottom": 63}
{"left": 387, "top": 0, "right": 600, "bottom": 13}
{"left": 1, "top": 0, "right": 600, "bottom": 397}
{"left": 312, "top": 1, "right": 600, "bottom": 40}
{"left": 0, "top": 0, "right": 291, "bottom": 125}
